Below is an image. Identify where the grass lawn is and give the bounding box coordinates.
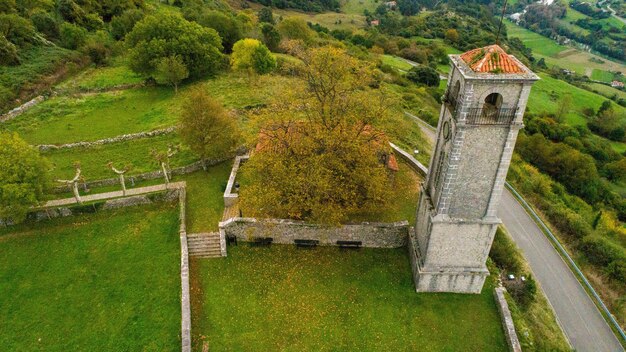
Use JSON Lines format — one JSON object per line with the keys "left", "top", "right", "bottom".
{"left": 591, "top": 69, "right": 618, "bottom": 83}
{"left": 201, "top": 72, "right": 296, "bottom": 109}
{"left": 190, "top": 245, "right": 508, "bottom": 351}
{"left": 4, "top": 86, "right": 179, "bottom": 145}
{"left": 184, "top": 163, "right": 232, "bottom": 233}
{"left": 0, "top": 204, "right": 181, "bottom": 351}
{"left": 381, "top": 54, "right": 414, "bottom": 71}
{"left": 43, "top": 133, "right": 197, "bottom": 180}
{"left": 528, "top": 73, "right": 626, "bottom": 130}
{"left": 341, "top": 0, "right": 379, "bottom": 15}
{"left": 588, "top": 82, "right": 626, "bottom": 100}
{"left": 58, "top": 63, "right": 144, "bottom": 91}
{"left": 504, "top": 20, "right": 625, "bottom": 75}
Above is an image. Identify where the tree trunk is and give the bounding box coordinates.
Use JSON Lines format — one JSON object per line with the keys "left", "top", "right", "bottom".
{"left": 119, "top": 174, "right": 126, "bottom": 195}
{"left": 161, "top": 162, "right": 170, "bottom": 187}
{"left": 72, "top": 182, "right": 82, "bottom": 204}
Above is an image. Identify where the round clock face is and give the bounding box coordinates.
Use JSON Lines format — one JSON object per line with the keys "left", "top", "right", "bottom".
{"left": 443, "top": 121, "right": 451, "bottom": 141}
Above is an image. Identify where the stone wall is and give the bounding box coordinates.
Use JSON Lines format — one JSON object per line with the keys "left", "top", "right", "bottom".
{"left": 22, "top": 190, "right": 180, "bottom": 224}
{"left": 52, "top": 158, "right": 223, "bottom": 193}
{"left": 0, "top": 95, "right": 46, "bottom": 122}
{"left": 220, "top": 217, "right": 409, "bottom": 248}
{"left": 38, "top": 127, "right": 177, "bottom": 151}
{"left": 494, "top": 287, "right": 522, "bottom": 352}
{"left": 223, "top": 155, "right": 249, "bottom": 206}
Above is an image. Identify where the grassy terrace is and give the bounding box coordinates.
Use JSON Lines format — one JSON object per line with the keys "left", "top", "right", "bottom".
{"left": 44, "top": 133, "right": 197, "bottom": 180}
{"left": 4, "top": 87, "right": 179, "bottom": 145}
{"left": 190, "top": 245, "right": 508, "bottom": 351}
{"left": 2, "top": 71, "right": 296, "bottom": 145}
{"left": 0, "top": 205, "right": 181, "bottom": 350}
{"left": 504, "top": 20, "right": 625, "bottom": 76}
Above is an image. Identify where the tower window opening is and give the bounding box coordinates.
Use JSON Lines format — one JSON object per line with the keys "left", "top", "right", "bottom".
{"left": 482, "top": 93, "right": 503, "bottom": 120}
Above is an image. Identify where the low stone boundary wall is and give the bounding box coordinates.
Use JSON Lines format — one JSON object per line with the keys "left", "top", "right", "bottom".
{"left": 1, "top": 95, "right": 46, "bottom": 122}
{"left": 390, "top": 142, "right": 428, "bottom": 177}
{"left": 494, "top": 287, "right": 522, "bottom": 352}
{"left": 219, "top": 217, "right": 409, "bottom": 248}
{"left": 20, "top": 190, "right": 179, "bottom": 225}
{"left": 178, "top": 188, "right": 192, "bottom": 352}
{"left": 54, "top": 82, "right": 144, "bottom": 95}
{"left": 223, "top": 155, "right": 249, "bottom": 206}
{"left": 52, "top": 158, "right": 219, "bottom": 193}
{"left": 38, "top": 126, "right": 177, "bottom": 151}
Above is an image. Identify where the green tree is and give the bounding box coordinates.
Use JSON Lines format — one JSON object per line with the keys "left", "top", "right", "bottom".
{"left": 30, "top": 10, "right": 59, "bottom": 39}
{"left": 257, "top": 6, "right": 273, "bottom": 24}
{"left": 277, "top": 17, "right": 313, "bottom": 42}
{"left": 154, "top": 55, "right": 189, "bottom": 93}
{"left": 110, "top": 8, "right": 144, "bottom": 40}
{"left": 230, "top": 38, "right": 277, "bottom": 76}
{"left": 555, "top": 94, "right": 572, "bottom": 121}
{"left": 0, "top": 0, "right": 16, "bottom": 13}
{"left": 0, "top": 13, "right": 35, "bottom": 46}
{"left": 0, "top": 35, "right": 19, "bottom": 65}
{"left": 605, "top": 158, "right": 626, "bottom": 183}
{"left": 398, "top": 0, "right": 419, "bottom": 16}
{"left": 406, "top": 66, "right": 440, "bottom": 87}
{"left": 260, "top": 23, "right": 281, "bottom": 52}
{"left": 59, "top": 22, "right": 86, "bottom": 49}
{"left": 126, "top": 13, "right": 223, "bottom": 79}
{"left": 178, "top": 87, "right": 239, "bottom": 167}
{"left": 240, "top": 46, "right": 393, "bottom": 225}
{"left": 196, "top": 10, "right": 243, "bottom": 52}
{"left": 444, "top": 28, "right": 459, "bottom": 43}
{"left": 0, "top": 132, "right": 51, "bottom": 224}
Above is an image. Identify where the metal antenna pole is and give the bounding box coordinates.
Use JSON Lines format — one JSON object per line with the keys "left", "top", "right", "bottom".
{"left": 495, "top": 0, "right": 509, "bottom": 45}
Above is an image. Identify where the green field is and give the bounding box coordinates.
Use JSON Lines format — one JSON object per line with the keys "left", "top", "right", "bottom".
{"left": 341, "top": 0, "right": 379, "bottom": 15}
{"left": 588, "top": 82, "right": 626, "bottom": 101}
{"left": 591, "top": 69, "right": 618, "bottom": 82}
{"left": 528, "top": 73, "right": 625, "bottom": 124}
{"left": 0, "top": 205, "right": 181, "bottom": 350}
{"left": 58, "top": 64, "right": 144, "bottom": 91}
{"left": 505, "top": 20, "right": 625, "bottom": 75}
{"left": 381, "top": 54, "right": 414, "bottom": 71}
{"left": 43, "top": 133, "right": 197, "bottom": 180}
{"left": 4, "top": 87, "right": 179, "bottom": 145}
{"left": 505, "top": 20, "right": 567, "bottom": 57}
{"left": 3, "top": 71, "right": 297, "bottom": 145}
{"left": 191, "top": 245, "right": 508, "bottom": 351}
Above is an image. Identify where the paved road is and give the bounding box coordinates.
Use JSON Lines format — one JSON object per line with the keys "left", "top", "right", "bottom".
{"left": 409, "top": 112, "right": 624, "bottom": 352}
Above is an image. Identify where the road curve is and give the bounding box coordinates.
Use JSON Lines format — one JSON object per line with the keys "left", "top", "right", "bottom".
{"left": 408, "top": 111, "right": 624, "bottom": 352}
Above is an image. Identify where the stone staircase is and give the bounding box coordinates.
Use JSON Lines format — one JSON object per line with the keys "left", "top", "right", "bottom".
{"left": 187, "top": 232, "right": 223, "bottom": 258}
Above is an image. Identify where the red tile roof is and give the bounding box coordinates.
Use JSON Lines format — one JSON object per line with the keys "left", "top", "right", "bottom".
{"left": 460, "top": 45, "right": 525, "bottom": 74}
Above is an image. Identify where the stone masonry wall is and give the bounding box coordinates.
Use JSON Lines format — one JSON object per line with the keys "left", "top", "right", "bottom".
{"left": 0, "top": 95, "right": 46, "bottom": 122}
{"left": 494, "top": 287, "right": 523, "bottom": 352}
{"left": 220, "top": 218, "right": 409, "bottom": 248}
{"left": 38, "top": 127, "right": 176, "bottom": 151}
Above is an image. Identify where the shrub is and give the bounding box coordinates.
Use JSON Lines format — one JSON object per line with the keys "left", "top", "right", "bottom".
{"left": 0, "top": 35, "right": 19, "bottom": 65}
{"left": 406, "top": 66, "right": 440, "bottom": 87}
{"left": 110, "top": 9, "right": 144, "bottom": 40}
{"left": 0, "top": 84, "right": 16, "bottom": 111}
{"left": 0, "top": 13, "right": 35, "bottom": 46}
{"left": 489, "top": 228, "right": 523, "bottom": 274}
{"left": 59, "top": 22, "right": 87, "bottom": 49}
{"left": 30, "top": 10, "right": 59, "bottom": 39}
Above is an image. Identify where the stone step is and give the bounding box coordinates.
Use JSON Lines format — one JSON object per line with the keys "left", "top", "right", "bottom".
{"left": 188, "top": 245, "right": 221, "bottom": 252}
{"left": 190, "top": 250, "right": 222, "bottom": 258}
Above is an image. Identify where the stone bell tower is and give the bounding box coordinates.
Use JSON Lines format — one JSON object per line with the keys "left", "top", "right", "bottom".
{"left": 408, "top": 45, "right": 539, "bottom": 293}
